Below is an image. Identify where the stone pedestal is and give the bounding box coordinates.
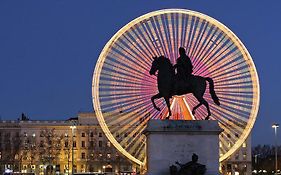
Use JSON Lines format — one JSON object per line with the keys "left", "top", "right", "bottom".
{"left": 144, "top": 120, "right": 223, "bottom": 175}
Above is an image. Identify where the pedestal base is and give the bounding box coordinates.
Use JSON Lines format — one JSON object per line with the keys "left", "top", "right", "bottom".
{"left": 144, "top": 120, "right": 222, "bottom": 175}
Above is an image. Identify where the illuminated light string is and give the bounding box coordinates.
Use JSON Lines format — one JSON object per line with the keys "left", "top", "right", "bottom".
{"left": 92, "top": 9, "right": 260, "bottom": 165}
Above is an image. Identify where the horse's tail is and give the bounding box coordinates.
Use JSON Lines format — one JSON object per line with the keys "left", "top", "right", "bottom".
{"left": 205, "top": 77, "right": 220, "bottom": 106}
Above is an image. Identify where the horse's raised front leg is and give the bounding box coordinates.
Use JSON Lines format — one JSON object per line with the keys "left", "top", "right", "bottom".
{"left": 151, "top": 93, "right": 162, "bottom": 111}
{"left": 164, "top": 96, "right": 171, "bottom": 119}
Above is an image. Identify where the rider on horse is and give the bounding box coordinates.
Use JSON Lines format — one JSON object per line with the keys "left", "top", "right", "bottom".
{"left": 174, "top": 47, "right": 193, "bottom": 94}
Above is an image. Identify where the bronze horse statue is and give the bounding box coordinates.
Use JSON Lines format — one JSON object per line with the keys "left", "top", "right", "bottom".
{"left": 149, "top": 56, "right": 220, "bottom": 120}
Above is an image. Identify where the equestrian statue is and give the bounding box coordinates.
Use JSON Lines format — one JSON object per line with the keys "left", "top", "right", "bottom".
{"left": 149, "top": 47, "right": 220, "bottom": 120}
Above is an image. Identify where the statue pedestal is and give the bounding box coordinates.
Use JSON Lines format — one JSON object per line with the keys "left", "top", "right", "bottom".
{"left": 144, "top": 120, "right": 223, "bottom": 175}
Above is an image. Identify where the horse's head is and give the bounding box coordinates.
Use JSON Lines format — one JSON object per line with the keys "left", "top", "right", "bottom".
{"left": 149, "top": 56, "right": 160, "bottom": 75}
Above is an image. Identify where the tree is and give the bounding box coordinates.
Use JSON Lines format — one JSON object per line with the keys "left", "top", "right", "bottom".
{"left": 38, "top": 128, "right": 63, "bottom": 174}
{"left": 252, "top": 144, "right": 281, "bottom": 173}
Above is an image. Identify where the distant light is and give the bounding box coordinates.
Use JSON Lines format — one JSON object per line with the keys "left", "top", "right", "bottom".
{"left": 272, "top": 123, "right": 279, "bottom": 128}
{"left": 5, "top": 169, "right": 13, "bottom": 173}
{"left": 70, "top": 126, "right": 76, "bottom": 129}
{"left": 32, "top": 133, "right": 36, "bottom": 137}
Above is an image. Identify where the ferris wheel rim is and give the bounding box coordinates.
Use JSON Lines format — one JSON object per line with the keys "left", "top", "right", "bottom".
{"left": 92, "top": 8, "right": 260, "bottom": 165}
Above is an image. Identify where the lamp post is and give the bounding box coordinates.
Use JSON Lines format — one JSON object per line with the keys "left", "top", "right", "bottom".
{"left": 70, "top": 125, "right": 76, "bottom": 175}
{"left": 65, "top": 133, "right": 70, "bottom": 175}
{"left": 272, "top": 123, "right": 279, "bottom": 175}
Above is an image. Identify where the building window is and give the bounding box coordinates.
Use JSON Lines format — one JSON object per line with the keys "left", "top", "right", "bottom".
{"left": 81, "top": 141, "right": 85, "bottom": 148}
{"left": 24, "top": 132, "right": 27, "bottom": 137}
{"left": 98, "top": 132, "right": 102, "bottom": 137}
{"left": 40, "top": 140, "right": 44, "bottom": 147}
{"left": 65, "top": 141, "right": 69, "bottom": 148}
{"left": 243, "top": 153, "right": 247, "bottom": 160}
{"left": 227, "top": 164, "right": 231, "bottom": 172}
{"left": 234, "top": 164, "right": 238, "bottom": 171}
{"left": 81, "top": 133, "right": 85, "bottom": 137}
{"left": 81, "top": 152, "right": 86, "bottom": 159}
{"left": 107, "top": 153, "right": 111, "bottom": 159}
{"left": 242, "top": 142, "right": 246, "bottom": 148}
{"left": 107, "top": 141, "right": 111, "bottom": 147}
{"left": 90, "top": 132, "right": 94, "bottom": 137}
{"left": 90, "top": 153, "right": 94, "bottom": 159}
{"left": 90, "top": 141, "right": 94, "bottom": 148}
{"left": 235, "top": 153, "right": 239, "bottom": 160}
{"left": 99, "top": 141, "right": 102, "bottom": 148}
{"left": 81, "top": 164, "right": 85, "bottom": 172}
{"left": 73, "top": 141, "right": 76, "bottom": 148}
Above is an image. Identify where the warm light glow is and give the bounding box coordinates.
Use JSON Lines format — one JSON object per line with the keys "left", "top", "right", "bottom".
{"left": 92, "top": 8, "right": 260, "bottom": 165}
{"left": 70, "top": 126, "right": 76, "bottom": 129}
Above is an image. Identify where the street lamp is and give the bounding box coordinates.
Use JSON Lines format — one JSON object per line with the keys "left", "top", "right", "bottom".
{"left": 70, "top": 125, "right": 76, "bottom": 175}
{"left": 272, "top": 123, "right": 279, "bottom": 175}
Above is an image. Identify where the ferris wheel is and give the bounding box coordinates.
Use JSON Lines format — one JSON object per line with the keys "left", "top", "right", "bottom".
{"left": 92, "top": 9, "right": 260, "bottom": 165}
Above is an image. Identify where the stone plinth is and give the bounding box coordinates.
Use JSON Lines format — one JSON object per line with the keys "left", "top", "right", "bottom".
{"left": 144, "top": 120, "right": 223, "bottom": 175}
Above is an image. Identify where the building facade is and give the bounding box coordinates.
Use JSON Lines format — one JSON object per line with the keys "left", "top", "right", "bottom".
{"left": 0, "top": 112, "right": 252, "bottom": 175}
{"left": 221, "top": 135, "right": 252, "bottom": 175}
{"left": 0, "top": 113, "right": 135, "bottom": 175}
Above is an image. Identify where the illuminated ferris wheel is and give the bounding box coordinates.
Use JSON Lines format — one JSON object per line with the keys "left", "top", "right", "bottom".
{"left": 92, "top": 9, "right": 260, "bottom": 165}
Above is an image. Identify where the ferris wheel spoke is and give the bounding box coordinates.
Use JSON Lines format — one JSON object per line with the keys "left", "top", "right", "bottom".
{"left": 210, "top": 59, "right": 248, "bottom": 79}
{"left": 192, "top": 27, "right": 221, "bottom": 68}
{"left": 193, "top": 34, "right": 229, "bottom": 75}
{"left": 109, "top": 44, "right": 152, "bottom": 73}
{"left": 145, "top": 17, "right": 168, "bottom": 57}
{"left": 213, "top": 68, "right": 251, "bottom": 82}
{"left": 136, "top": 22, "right": 159, "bottom": 57}
{"left": 151, "top": 15, "right": 169, "bottom": 57}
{"left": 195, "top": 41, "right": 236, "bottom": 76}
{"left": 189, "top": 19, "right": 207, "bottom": 60}
{"left": 191, "top": 23, "right": 215, "bottom": 66}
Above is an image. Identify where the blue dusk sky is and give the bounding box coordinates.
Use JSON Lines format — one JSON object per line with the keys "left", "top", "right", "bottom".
{"left": 0, "top": 1, "right": 281, "bottom": 146}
